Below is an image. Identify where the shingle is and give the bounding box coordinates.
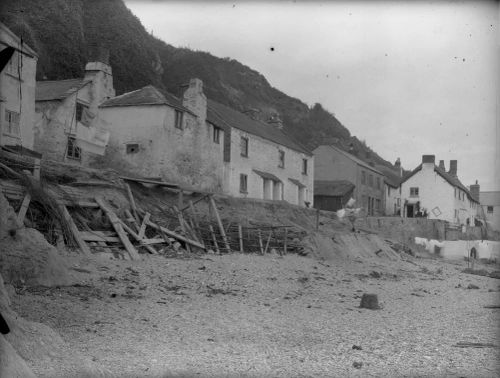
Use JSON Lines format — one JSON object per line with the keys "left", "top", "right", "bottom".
{"left": 314, "top": 180, "right": 355, "bottom": 196}
{"left": 207, "top": 100, "right": 312, "bottom": 156}
{"left": 36, "top": 79, "right": 90, "bottom": 101}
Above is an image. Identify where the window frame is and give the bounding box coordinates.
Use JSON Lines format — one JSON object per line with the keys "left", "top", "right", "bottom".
{"left": 240, "top": 136, "right": 249, "bottom": 157}
{"left": 361, "top": 170, "right": 366, "bottom": 185}
{"left": 302, "top": 158, "right": 308, "bottom": 175}
{"left": 66, "top": 136, "right": 81, "bottom": 160}
{"left": 75, "top": 102, "right": 87, "bottom": 123}
{"left": 174, "top": 110, "right": 184, "bottom": 129}
{"left": 239, "top": 173, "right": 248, "bottom": 193}
{"left": 4, "top": 109, "right": 20, "bottom": 136}
{"left": 278, "top": 150, "right": 285, "bottom": 168}
{"left": 410, "top": 187, "right": 419, "bottom": 197}
{"left": 487, "top": 206, "right": 494, "bottom": 214}
{"left": 213, "top": 126, "right": 221, "bottom": 144}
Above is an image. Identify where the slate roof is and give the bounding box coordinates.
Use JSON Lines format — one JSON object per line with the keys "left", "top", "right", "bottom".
{"left": 288, "top": 178, "right": 306, "bottom": 188}
{"left": 401, "top": 163, "right": 480, "bottom": 204}
{"left": 99, "top": 85, "right": 192, "bottom": 114}
{"left": 253, "top": 169, "right": 282, "bottom": 182}
{"left": 36, "top": 78, "right": 91, "bottom": 101}
{"left": 207, "top": 99, "right": 311, "bottom": 156}
{"left": 314, "top": 180, "right": 355, "bottom": 197}
{"left": 319, "top": 145, "right": 383, "bottom": 175}
{"left": 479, "top": 191, "right": 500, "bottom": 206}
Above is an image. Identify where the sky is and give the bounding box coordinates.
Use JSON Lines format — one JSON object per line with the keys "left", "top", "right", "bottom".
{"left": 125, "top": 0, "right": 500, "bottom": 191}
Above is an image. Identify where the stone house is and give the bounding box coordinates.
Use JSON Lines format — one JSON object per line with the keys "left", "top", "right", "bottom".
{"left": 0, "top": 22, "right": 38, "bottom": 151}
{"left": 97, "top": 79, "right": 225, "bottom": 191}
{"left": 34, "top": 60, "right": 115, "bottom": 163}
{"left": 477, "top": 190, "right": 500, "bottom": 232}
{"left": 207, "top": 99, "right": 313, "bottom": 206}
{"left": 400, "top": 155, "right": 479, "bottom": 225}
{"left": 313, "top": 145, "right": 385, "bottom": 215}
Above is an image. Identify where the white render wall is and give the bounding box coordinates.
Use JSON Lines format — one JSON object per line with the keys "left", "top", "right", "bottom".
{"left": 385, "top": 184, "right": 401, "bottom": 216}
{"left": 401, "top": 163, "right": 477, "bottom": 225}
{"left": 223, "top": 127, "right": 313, "bottom": 207}
{"left": 97, "top": 104, "right": 225, "bottom": 191}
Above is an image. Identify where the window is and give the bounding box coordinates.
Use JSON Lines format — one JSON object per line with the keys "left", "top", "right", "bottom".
{"left": 213, "top": 127, "right": 221, "bottom": 144}
{"left": 361, "top": 171, "right": 366, "bottom": 185}
{"left": 454, "top": 188, "right": 457, "bottom": 198}
{"left": 487, "top": 206, "right": 494, "bottom": 214}
{"left": 410, "top": 187, "right": 419, "bottom": 197}
{"left": 66, "top": 136, "right": 81, "bottom": 160}
{"left": 4, "top": 110, "right": 20, "bottom": 136}
{"left": 278, "top": 150, "right": 285, "bottom": 168}
{"left": 369, "top": 174, "right": 374, "bottom": 187}
{"left": 126, "top": 143, "right": 139, "bottom": 154}
{"left": 174, "top": 110, "right": 183, "bottom": 129}
{"left": 239, "top": 174, "right": 248, "bottom": 193}
{"left": 302, "top": 159, "right": 308, "bottom": 175}
{"left": 240, "top": 136, "right": 249, "bottom": 157}
{"left": 376, "top": 177, "right": 380, "bottom": 189}
{"left": 75, "top": 102, "right": 87, "bottom": 122}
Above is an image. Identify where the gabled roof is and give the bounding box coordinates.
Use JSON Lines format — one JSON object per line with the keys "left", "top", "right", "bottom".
{"left": 207, "top": 99, "right": 312, "bottom": 156}
{"left": 36, "top": 78, "right": 91, "bottom": 101}
{"left": 99, "top": 85, "right": 192, "bottom": 114}
{"left": 401, "top": 163, "right": 479, "bottom": 204}
{"left": 317, "top": 145, "right": 382, "bottom": 175}
{"left": 314, "top": 180, "right": 355, "bottom": 197}
{"left": 0, "top": 22, "right": 38, "bottom": 58}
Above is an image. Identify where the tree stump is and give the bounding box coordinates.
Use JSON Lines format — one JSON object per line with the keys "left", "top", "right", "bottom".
{"left": 359, "top": 293, "right": 380, "bottom": 309}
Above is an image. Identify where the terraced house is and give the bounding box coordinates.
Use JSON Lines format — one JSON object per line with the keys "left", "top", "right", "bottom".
{"left": 400, "top": 155, "right": 479, "bottom": 225}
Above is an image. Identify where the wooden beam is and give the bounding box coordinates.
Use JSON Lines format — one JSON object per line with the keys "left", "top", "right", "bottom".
{"left": 120, "top": 176, "right": 179, "bottom": 188}
{"left": 58, "top": 204, "right": 91, "bottom": 256}
{"left": 264, "top": 231, "right": 272, "bottom": 254}
{"left": 80, "top": 231, "right": 121, "bottom": 243}
{"left": 118, "top": 219, "right": 157, "bottom": 254}
{"left": 124, "top": 183, "right": 140, "bottom": 222}
{"left": 209, "top": 224, "right": 219, "bottom": 254}
{"left": 209, "top": 196, "right": 231, "bottom": 253}
{"left": 258, "top": 229, "right": 264, "bottom": 255}
{"left": 16, "top": 193, "right": 31, "bottom": 225}
{"left": 95, "top": 196, "right": 140, "bottom": 260}
{"left": 138, "top": 212, "right": 150, "bottom": 239}
{"left": 238, "top": 224, "right": 244, "bottom": 253}
{"left": 146, "top": 220, "right": 206, "bottom": 250}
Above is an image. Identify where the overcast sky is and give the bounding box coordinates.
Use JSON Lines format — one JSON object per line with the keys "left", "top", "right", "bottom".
{"left": 126, "top": 0, "right": 500, "bottom": 191}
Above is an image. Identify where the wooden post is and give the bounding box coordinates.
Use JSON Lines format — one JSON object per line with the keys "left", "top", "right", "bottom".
{"left": 189, "top": 200, "right": 200, "bottom": 229}
{"left": 264, "top": 231, "right": 272, "bottom": 254}
{"left": 209, "top": 196, "right": 231, "bottom": 253}
{"left": 58, "top": 204, "right": 91, "bottom": 255}
{"left": 118, "top": 219, "right": 158, "bottom": 254}
{"left": 238, "top": 224, "right": 244, "bottom": 253}
{"left": 175, "top": 205, "right": 191, "bottom": 253}
{"left": 146, "top": 220, "right": 206, "bottom": 250}
{"left": 258, "top": 229, "right": 264, "bottom": 254}
{"left": 124, "top": 183, "right": 140, "bottom": 223}
{"left": 138, "top": 212, "right": 150, "bottom": 239}
{"left": 16, "top": 193, "right": 31, "bottom": 225}
{"left": 283, "top": 227, "right": 288, "bottom": 255}
{"left": 95, "top": 197, "right": 140, "bottom": 260}
{"left": 209, "top": 225, "right": 220, "bottom": 254}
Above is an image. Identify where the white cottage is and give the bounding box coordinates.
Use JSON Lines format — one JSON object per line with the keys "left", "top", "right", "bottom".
{"left": 400, "top": 155, "right": 479, "bottom": 225}
{"left": 0, "top": 22, "right": 38, "bottom": 151}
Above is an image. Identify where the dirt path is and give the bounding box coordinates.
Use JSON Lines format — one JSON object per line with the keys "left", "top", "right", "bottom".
{"left": 9, "top": 252, "right": 500, "bottom": 377}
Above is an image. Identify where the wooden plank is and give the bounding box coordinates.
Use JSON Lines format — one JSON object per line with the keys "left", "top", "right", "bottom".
{"left": 138, "top": 212, "right": 150, "bottom": 239}
{"left": 146, "top": 220, "right": 206, "bottom": 250}
{"left": 258, "top": 229, "right": 264, "bottom": 254}
{"left": 118, "top": 219, "right": 157, "bottom": 254}
{"left": 283, "top": 227, "right": 288, "bottom": 255}
{"left": 33, "top": 158, "right": 40, "bottom": 180}
{"left": 124, "top": 183, "right": 140, "bottom": 222}
{"left": 61, "top": 200, "right": 99, "bottom": 208}
{"left": 16, "top": 193, "right": 31, "bottom": 225}
{"left": 80, "top": 231, "right": 121, "bottom": 243}
{"left": 139, "top": 238, "right": 167, "bottom": 246}
{"left": 264, "top": 231, "right": 272, "bottom": 254}
{"left": 174, "top": 206, "right": 191, "bottom": 253}
{"left": 58, "top": 204, "right": 91, "bottom": 255}
{"left": 209, "top": 196, "right": 231, "bottom": 253}
{"left": 120, "top": 176, "right": 179, "bottom": 188}
{"left": 180, "top": 194, "right": 210, "bottom": 212}
{"left": 95, "top": 197, "right": 140, "bottom": 260}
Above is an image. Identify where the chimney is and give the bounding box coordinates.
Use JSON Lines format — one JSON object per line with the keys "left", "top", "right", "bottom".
{"left": 394, "top": 157, "right": 402, "bottom": 177}
{"left": 182, "top": 78, "right": 207, "bottom": 124}
{"left": 470, "top": 180, "right": 480, "bottom": 202}
{"left": 348, "top": 142, "right": 355, "bottom": 153}
{"left": 448, "top": 160, "right": 457, "bottom": 177}
{"left": 422, "top": 155, "right": 435, "bottom": 169}
{"left": 83, "top": 47, "right": 115, "bottom": 110}
{"left": 438, "top": 160, "right": 445, "bottom": 171}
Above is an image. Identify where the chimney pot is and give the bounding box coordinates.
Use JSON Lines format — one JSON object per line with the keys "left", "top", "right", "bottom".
{"left": 422, "top": 155, "right": 435, "bottom": 164}
{"left": 438, "top": 160, "right": 445, "bottom": 170}
{"left": 448, "top": 160, "right": 458, "bottom": 177}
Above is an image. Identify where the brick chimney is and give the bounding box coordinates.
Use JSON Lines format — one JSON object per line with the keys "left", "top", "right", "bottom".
{"left": 470, "top": 180, "right": 480, "bottom": 202}
{"left": 438, "top": 160, "right": 445, "bottom": 171}
{"left": 422, "top": 155, "right": 435, "bottom": 169}
{"left": 448, "top": 160, "right": 457, "bottom": 177}
{"left": 182, "top": 78, "right": 207, "bottom": 124}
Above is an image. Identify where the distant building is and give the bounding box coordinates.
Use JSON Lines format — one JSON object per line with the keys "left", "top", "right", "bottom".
{"left": 207, "top": 99, "right": 313, "bottom": 206}
{"left": 478, "top": 190, "right": 500, "bottom": 232}
{"left": 97, "top": 80, "right": 225, "bottom": 191}
{"left": 400, "top": 155, "right": 479, "bottom": 225}
{"left": 313, "top": 145, "right": 385, "bottom": 215}
{"left": 34, "top": 59, "right": 115, "bottom": 164}
{"left": 0, "top": 22, "right": 38, "bottom": 151}
{"left": 383, "top": 158, "right": 403, "bottom": 216}
{"left": 314, "top": 180, "right": 355, "bottom": 212}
